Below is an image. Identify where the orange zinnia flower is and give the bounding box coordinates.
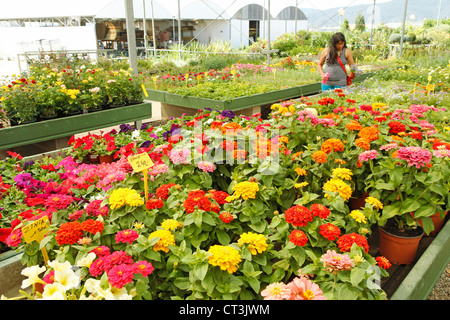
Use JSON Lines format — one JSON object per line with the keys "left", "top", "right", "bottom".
{"left": 345, "top": 120, "right": 363, "bottom": 131}
{"left": 312, "top": 150, "right": 327, "bottom": 164}
{"left": 355, "top": 138, "right": 370, "bottom": 150}
{"left": 358, "top": 125, "right": 379, "bottom": 142}
{"left": 221, "top": 122, "right": 242, "bottom": 136}
{"left": 321, "top": 138, "right": 344, "bottom": 154}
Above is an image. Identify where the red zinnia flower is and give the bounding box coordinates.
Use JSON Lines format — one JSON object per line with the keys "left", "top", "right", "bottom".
{"left": 115, "top": 229, "right": 139, "bottom": 244}
{"left": 337, "top": 233, "right": 369, "bottom": 253}
{"left": 310, "top": 204, "right": 330, "bottom": 219}
{"left": 388, "top": 121, "right": 406, "bottom": 134}
{"left": 146, "top": 198, "right": 164, "bottom": 210}
{"left": 81, "top": 219, "right": 104, "bottom": 235}
{"left": 376, "top": 256, "right": 392, "bottom": 269}
{"left": 210, "top": 190, "right": 230, "bottom": 205}
{"left": 55, "top": 221, "right": 84, "bottom": 245}
{"left": 90, "top": 245, "right": 111, "bottom": 257}
{"left": 319, "top": 223, "right": 341, "bottom": 241}
{"left": 284, "top": 205, "right": 313, "bottom": 227}
{"left": 219, "top": 211, "right": 233, "bottom": 223}
{"left": 156, "top": 183, "right": 176, "bottom": 200}
{"left": 289, "top": 229, "right": 308, "bottom": 246}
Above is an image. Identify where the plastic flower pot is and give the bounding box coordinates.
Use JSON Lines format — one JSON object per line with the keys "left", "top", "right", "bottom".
{"left": 378, "top": 225, "right": 424, "bottom": 265}
{"left": 350, "top": 191, "right": 369, "bottom": 210}
{"left": 99, "top": 154, "right": 114, "bottom": 164}
{"left": 411, "top": 211, "right": 448, "bottom": 237}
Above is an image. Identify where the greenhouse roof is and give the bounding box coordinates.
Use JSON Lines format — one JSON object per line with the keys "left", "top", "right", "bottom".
{"left": 0, "top": 0, "right": 308, "bottom": 21}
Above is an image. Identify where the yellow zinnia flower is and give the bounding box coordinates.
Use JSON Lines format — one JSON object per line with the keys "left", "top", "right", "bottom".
{"left": 231, "top": 181, "right": 259, "bottom": 200}
{"left": 109, "top": 188, "right": 144, "bottom": 209}
{"left": 207, "top": 245, "right": 242, "bottom": 274}
{"left": 161, "top": 219, "right": 180, "bottom": 231}
{"left": 237, "top": 232, "right": 268, "bottom": 255}
{"left": 332, "top": 168, "right": 353, "bottom": 180}
{"left": 149, "top": 229, "right": 175, "bottom": 253}
{"left": 349, "top": 210, "right": 367, "bottom": 224}
{"left": 365, "top": 196, "right": 383, "bottom": 210}
{"left": 323, "top": 178, "right": 352, "bottom": 201}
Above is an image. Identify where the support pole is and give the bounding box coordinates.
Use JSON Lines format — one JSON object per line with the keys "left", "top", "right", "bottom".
{"left": 369, "top": 0, "right": 376, "bottom": 49}
{"left": 151, "top": 0, "right": 157, "bottom": 56}
{"left": 124, "top": 0, "right": 138, "bottom": 75}
{"left": 399, "top": 0, "right": 408, "bottom": 58}
{"left": 267, "top": 0, "right": 271, "bottom": 65}
{"left": 143, "top": 0, "right": 148, "bottom": 58}
{"left": 178, "top": 0, "right": 182, "bottom": 60}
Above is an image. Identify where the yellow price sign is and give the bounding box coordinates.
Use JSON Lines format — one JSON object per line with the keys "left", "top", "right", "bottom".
{"left": 22, "top": 216, "right": 50, "bottom": 264}
{"left": 128, "top": 153, "right": 154, "bottom": 204}
{"left": 426, "top": 84, "right": 435, "bottom": 94}
{"left": 128, "top": 152, "right": 154, "bottom": 173}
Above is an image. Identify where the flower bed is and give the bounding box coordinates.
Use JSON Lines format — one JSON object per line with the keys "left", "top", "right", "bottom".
{"left": 0, "top": 79, "right": 448, "bottom": 300}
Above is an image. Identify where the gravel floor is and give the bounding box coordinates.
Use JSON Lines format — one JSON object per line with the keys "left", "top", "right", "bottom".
{"left": 427, "top": 263, "right": 450, "bottom": 300}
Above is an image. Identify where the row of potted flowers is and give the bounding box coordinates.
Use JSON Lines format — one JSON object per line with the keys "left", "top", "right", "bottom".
{"left": 0, "top": 84, "right": 448, "bottom": 300}
{"left": 0, "top": 66, "right": 144, "bottom": 126}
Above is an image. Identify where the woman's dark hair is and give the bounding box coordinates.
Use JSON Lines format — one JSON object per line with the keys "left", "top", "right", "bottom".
{"left": 327, "top": 32, "right": 347, "bottom": 64}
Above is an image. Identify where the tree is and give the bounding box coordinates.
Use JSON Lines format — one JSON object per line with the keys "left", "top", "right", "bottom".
{"left": 355, "top": 10, "right": 366, "bottom": 32}
{"left": 341, "top": 18, "right": 350, "bottom": 31}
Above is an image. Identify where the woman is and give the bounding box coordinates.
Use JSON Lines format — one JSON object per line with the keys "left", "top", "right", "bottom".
{"left": 317, "top": 32, "right": 361, "bottom": 91}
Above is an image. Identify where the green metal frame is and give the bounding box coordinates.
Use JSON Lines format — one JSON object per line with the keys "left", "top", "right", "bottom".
{"left": 0, "top": 102, "right": 152, "bottom": 150}
{"left": 390, "top": 220, "right": 450, "bottom": 300}
{"left": 146, "top": 73, "right": 373, "bottom": 111}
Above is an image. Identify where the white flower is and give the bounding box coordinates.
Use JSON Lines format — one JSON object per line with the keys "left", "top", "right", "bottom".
{"left": 110, "top": 286, "right": 133, "bottom": 300}
{"left": 90, "top": 87, "right": 100, "bottom": 93}
{"left": 48, "top": 260, "right": 72, "bottom": 272}
{"left": 54, "top": 268, "right": 80, "bottom": 291}
{"left": 84, "top": 279, "right": 115, "bottom": 300}
{"left": 131, "top": 130, "right": 141, "bottom": 140}
{"left": 21, "top": 265, "right": 46, "bottom": 289}
{"left": 76, "top": 252, "right": 97, "bottom": 268}
{"left": 41, "top": 283, "right": 66, "bottom": 300}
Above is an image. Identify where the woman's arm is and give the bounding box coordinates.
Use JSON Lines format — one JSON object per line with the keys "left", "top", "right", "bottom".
{"left": 317, "top": 48, "right": 329, "bottom": 82}
{"left": 345, "top": 49, "right": 362, "bottom": 75}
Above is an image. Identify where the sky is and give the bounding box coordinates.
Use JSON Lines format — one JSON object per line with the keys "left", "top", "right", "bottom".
{"left": 0, "top": 0, "right": 394, "bottom": 19}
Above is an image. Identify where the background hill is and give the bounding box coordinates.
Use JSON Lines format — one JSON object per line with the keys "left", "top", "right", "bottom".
{"left": 302, "top": 0, "right": 449, "bottom": 30}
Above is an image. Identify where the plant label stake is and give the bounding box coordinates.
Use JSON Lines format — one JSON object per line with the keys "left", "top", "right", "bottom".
{"left": 141, "top": 84, "right": 149, "bottom": 97}
{"left": 22, "top": 216, "right": 50, "bottom": 265}
{"left": 151, "top": 77, "right": 158, "bottom": 90}
{"left": 230, "top": 69, "right": 236, "bottom": 83}
{"left": 128, "top": 153, "right": 154, "bottom": 204}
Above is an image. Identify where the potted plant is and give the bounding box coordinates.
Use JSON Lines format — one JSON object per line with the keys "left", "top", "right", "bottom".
{"left": 368, "top": 142, "right": 448, "bottom": 264}
{"left": 92, "top": 131, "right": 117, "bottom": 163}
{"left": 67, "top": 134, "right": 94, "bottom": 163}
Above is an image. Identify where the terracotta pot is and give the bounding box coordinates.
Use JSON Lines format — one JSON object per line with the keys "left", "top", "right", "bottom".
{"left": 350, "top": 191, "right": 369, "bottom": 210}
{"left": 99, "top": 154, "right": 114, "bottom": 164}
{"left": 411, "top": 211, "right": 448, "bottom": 236}
{"left": 89, "top": 153, "right": 99, "bottom": 164}
{"left": 378, "top": 226, "right": 423, "bottom": 265}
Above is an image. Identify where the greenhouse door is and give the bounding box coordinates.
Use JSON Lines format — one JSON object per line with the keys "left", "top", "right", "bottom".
{"left": 249, "top": 20, "right": 260, "bottom": 44}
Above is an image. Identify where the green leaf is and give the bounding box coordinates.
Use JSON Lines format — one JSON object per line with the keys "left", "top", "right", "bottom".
{"left": 216, "top": 230, "right": 230, "bottom": 245}
{"left": 193, "top": 263, "right": 209, "bottom": 281}
{"left": 380, "top": 202, "right": 401, "bottom": 221}
{"left": 350, "top": 268, "right": 366, "bottom": 286}
{"left": 420, "top": 217, "right": 435, "bottom": 235}
{"left": 413, "top": 205, "right": 435, "bottom": 218}
{"left": 174, "top": 277, "right": 191, "bottom": 290}
{"left": 193, "top": 210, "right": 203, "bottom": 227}
{"left": 389, "top": 167, "right": 404, "bottom": 188}
{"left": 335, "top": 283, "right": 360, "bottom": 300}
{"left": 400, "top": 197, "right": 421, "bottom": 214}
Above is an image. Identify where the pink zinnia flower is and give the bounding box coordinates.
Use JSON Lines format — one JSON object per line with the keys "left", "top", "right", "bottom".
{"left": 5, "top": 228, "right": 22, "bottom": 247}
{"left": 197, "top": 161, "right": 215, "bottom": 172}
{"left": 396, "top": 146, "right": 432, "bottom": 168}
{"left": 358, "top": 150, "right": 379, "bottom": 162}
{"left": 320, "top": 250, "right": 355, "bottom": 274}
{"left": 103, "top": 250, "right": 133, "bottom": 272}
{"left": 380, "top": 143, "right": 398, "bottom": 152}
{"left": 89, "top": 257, "right": 106, "bottom": 277}
{"left": 44, "top": 194, "right": 74, "bottom": 209}
{"left": 90, "top": 245, "right": 111, "bottom": 257}
{"left": 107, "top": 264, "right": 136, "bottom": 288}
{"left": 133, "top": 261, "right": 155, "bottom": 277}
{"left": 287, "top": 276, "right": 326, "bottom": 300}
{"left": 169, "top": 148, "right": 191, "bottom": 164}
{"left": 433, "top": 149, "right": 450, "bottom": 158}
{"left": 261, "top": 282, "right": 291, "bottom": 300}
{"left": 115, "top": 229, "right": 139, "bottom": 244}
{"left": 149, "top": 163, "right": 169, "bottom": 176}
